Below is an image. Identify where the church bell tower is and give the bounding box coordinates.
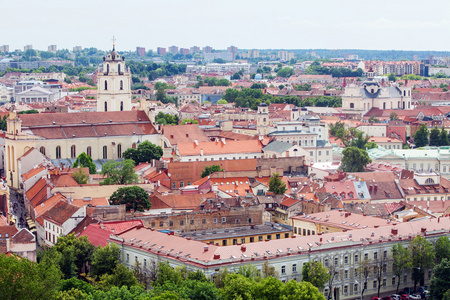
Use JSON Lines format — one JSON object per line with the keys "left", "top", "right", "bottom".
{"left": 97, "top": 39, "right": 132, "bottom": 112}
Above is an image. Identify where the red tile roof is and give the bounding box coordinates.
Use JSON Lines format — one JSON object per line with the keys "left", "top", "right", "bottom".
{"left": 162, "top": 124, "right": 210, "bottom": 145}
{"left": 177, "top": 140, "right": 263, "bottom": 156}
{"left": 43, "top": 201, "right": 80, "bottom": 226}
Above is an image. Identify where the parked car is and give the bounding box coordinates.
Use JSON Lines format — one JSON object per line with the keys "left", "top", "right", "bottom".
{"left": 391, "top": 294, "right": 401, "bottom": 300}
{"left": 409, "top": 294, "right": 421, "bottom": 300}
{"left": 382, "top": 297, "right": 394, "bottom": 300}
{"left": 371, "top": 297, "right": 381, "bottom": 300}
{"left": 417, "top": 286, "right": 428, "bottom": 294}
{"left": 398, "top": 292, "right": 409, "bottom": 300}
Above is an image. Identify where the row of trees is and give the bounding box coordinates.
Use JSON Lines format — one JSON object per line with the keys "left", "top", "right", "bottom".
{"left": 125, "top": 61, "right": 187, "bottom": 81}
{"left": 305, "top": 62, "right": 363, "bottom": 78}
{"left": 414, "top": 124, "right": 450, "bottom": 147}
{"left": 221, "top": 88, "right": 342, "bottom": 109}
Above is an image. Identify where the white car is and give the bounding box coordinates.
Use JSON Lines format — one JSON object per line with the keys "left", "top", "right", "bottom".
{"left": 409, "top": 294, "right": 422, "bottom": 300}
{"left": 390, "top": 295, "right": 401, "bottom": 300}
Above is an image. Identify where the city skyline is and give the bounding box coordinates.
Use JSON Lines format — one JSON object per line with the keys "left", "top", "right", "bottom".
{"left": 2, "top": 0, "right": 450, "bottom": 52}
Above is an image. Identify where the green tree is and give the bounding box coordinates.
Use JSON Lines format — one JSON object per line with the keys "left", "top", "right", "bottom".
{"left": 155, "top": 112, "right": 179, "bottom": 125}
{"left": 91, "top": 243, "right": 121, "bottom": 277}
{"left": 392, "top": 243, "right": 411, "bottom": 293}
{"left": 388, "top": 73, "right": 397, "bottom": 82}
{"left": 435, "top": 236, "right": 450, "bottom": 264}
{"left": 390, "top": 112, "right": 399, "bottom": 120}
{"left": 281, "top": 280, "right": 325, "bottom": 300}
{"left": 340, "top": 147, "right": 372, "bottom": 172}
{"left": 254, "top": 276, "right": 283, "bottom": 300}
{"left": 430, "top": 126, "right": 441, "bottom": 146}
{"left": 0, "top": 254, "right": 61, "bottom": 300}
{"left": 276, "top": 67, "right": 294, "bottom": 78}
{"left": 430, "top": 259, "right": 450, "bottom": 300}
{"left": 440, "top": 127, "right": 449, "bottom": 146}
{"left": 73, "top": 152, "right": 96, "bottom": 174}
{"left": 269, "top": 173, "right": 287, "bottom": 195}
{"left": 410, "top": 235, "right": 435, "bottom": 289}
{"left": 414, "top": 124, "right": 429, "bottom": 147}
{"left": 109, "top": 185, "right": 150, "bottom": 212}
{"left": 328, "top": 121, "right": 345, "bottom": 137}
{"left": 201, "top": 164, "right": 224, "bottom": 178}
{"left": 181, "top": 118, "right": 199, "bottom": 124}
{"left": 220, "top": 273, "right": 257, "bottom": 300}
{"left": 156, "top": 87, "right": 166, "bottom": 102}
{"left": 100, "top": 264, "right": 140, "bottom": 291}
{"left": 53, "top": 234, "right": 95, "bottom": 276}
{"left": 123, "top": 141, "right": 163, "bottom": 166}
{"left": 302, "top": 261, "right": 330, "bottom": 290}
{"left": 349, "top": 131, "right": 370, "bottom": 149}
{"left": 72, "top": 167, "right": 88, "bottom": 184}
{"left": 357, "top": 258, "right": 371, "bottom": 299}
{"left": 261, "top": 261, "right": 278, "bottom": 278}
{"left": 100, "top": 159, "right": 139, "bottom": 185}
{"left": 217, "top": 99, "right": 228, "bottom": 104}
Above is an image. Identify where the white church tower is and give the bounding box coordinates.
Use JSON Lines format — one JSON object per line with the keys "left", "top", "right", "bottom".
{"left": 97, "top": 41, "right": 132, "bottom": 112}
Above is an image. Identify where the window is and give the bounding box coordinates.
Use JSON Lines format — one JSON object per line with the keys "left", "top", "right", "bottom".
{"left": 392, "top": 277, "right": 395, "bottom": 285}
{"left": 86, "top": 146, "right": 92, "bottom": 157}
{"left": 180, "top": 182, "right": 184, "bottom": 188}
{"left": 383, "top": 278, "right": 386, "bottom": 287}
{"left": 403, "top": 274, "right": 407, "bottom": 283}
{"left": 213, "top": 218, "right": 217, "bottom": 223}
{"left": 240, "top": 238, "right": 245, "bottom": 244}
{"left": 344, "top": 285, "right": 348, "bottom": 294}
{"left": 258, "top": 236, "right": 263, "bottom": 241}
{"left": 344, "top": 270, "right": 348, "bottom": 279}
{"left": 159, "top": 221, "right": 163, "bottom": 227}
{"left": 250, "top": 237, "right": 254, "bottom": 243}
{"left": 383, "top": 264, "right": 387, "bottom": 273}
{"left": 104, "top": 80, "right": 108, "bottom": 90}
{"left": 120, "top": 80, "right": 123, "bottom": 90}
{"left": 374, "top": 251, "right": 378, "bottom": 260}
{"left": 276, "top": 234, "right": 280, "bottom": 239}
{"left": 120, "top": 101, "right": 124, "bottom": 111}
{"left": 135, "top": 256, "right": 138, "bottom": 263}
{"left": 169, "top": 221, "right": 173, "bottom": 226}
{"left": 202, "top": 219, "right": 206, "bottom": 224}
{"left": 126, "top": 253, "right": 129, "bottom": 262}
{"left": 151, "top": 222, "right": 155, "bottom": 227}
{"left": 334, "top": 257, "right": 339, "bottom": 266}
{"left": 383, "top": 250, "right": 387, "bottom": 259}
{"left": 373, "top": 280, "right": 377, "bottom": 289}
{"left": 117, "top": 144, "right": 122, "bottom": 158}
{"left": 103, "top": 146, "right": 107, "bottom": 159}
{"left": 281, "top": 265, "right": 286, "bottom": 274}
{"left": 324, "top": 258, "right": 329, "bottom": 267}
{"left": 39, "top": 146, "right": 45, "bottom": 156}
{"left": 71, "top": 145, "right": 76, "bottom": 158}
{"left": 180, "top": 220, "right": 184, "bottom": 225}
{"left": 354, "top": 283, "right": 358, "bottom": 293}
{"left": 344, "top": 255, "right": 348, "bottom": 264}
{"left": 292, "top": 264, "right": 297, "bottom": 273}
{"left": 354, "top": 254, "right": 359, "bottom": 263}
{"left": 222, "top": 217, "right": 226, "bottom": 223}
{"left": 190, "top": 220, "right": 194, "bottom": 225}
{"left": 172, "top": 182, "right": 176, "bottom": 189}
{"left": 144, "top": 259, "right": 147, "bottom": 267}
{"left": 267, "top": 235, "right": 272, "bottom": 240}
{"left": 104, "top": 101, "right": 108, "bottom": 112}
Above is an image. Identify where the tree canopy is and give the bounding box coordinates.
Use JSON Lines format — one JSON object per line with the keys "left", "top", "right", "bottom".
{"left": 340, "top": 146, "right": 372, "bottom": 172}
{"left": 100, "top": 159, "right": 139, "bottom": 185}
{"left": 269, "top": 173, "right": 287, "bottom": 195}
{"left": 155, "top": 112, "right": 179, "bottom": 125}
{"left": 302, "top": 261, "right": 330, "bottom": 290}
{"left": 123, "top": 141, "right": 163, "bottom": 165}
{"left": 201, "top": 164, "right": 224, "bottom": 178}
{"left": 109, "top": 185, "right": 151, "bottom": 212}
{"left": 73, "top": 152, "right": 97, "bottom": 174}
{"left": 414, "top": 124, "right": 429, "bottom": 147}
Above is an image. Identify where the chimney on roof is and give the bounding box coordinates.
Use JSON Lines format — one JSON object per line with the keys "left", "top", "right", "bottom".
{"left": 391, "top": 228, "right": 398, "bottom": 235}
{"left": 374, "top": 184, "right": 378, "bottom": 193}
{"left": 194, "top": 140, "right": 198, "bottom": 146}
{"left": 221, "top": 138, "right": 226, "bottom": 145}
{"left": 421, "top": 227, "right": 426, "bottom": 233}
{"left": 204, "top": 245, "right": 209, "bottom": 252}
{"left": 241, "top": 245, "right": 246, "bottom": 252}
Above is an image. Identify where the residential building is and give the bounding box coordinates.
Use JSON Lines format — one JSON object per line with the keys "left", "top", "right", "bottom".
{"left": 179, "top": 48, "right": 189, "bottom": 55}
{"left": 268, "top": 117, "right": 333, "bottom": 163}
{"left": 42, "top": 201, "right": 86, "bottom": 246}
{"left": 0, "top": 84, "right": 13, "bottom": 103}
{"left": 97, "top": 45, "right": 132, "bottom": 112}
{"left": 205, "top": 63, "right": 251, "bottom": 73}
{"left": 48, "top": 45, "right": 57, "bottom": 53}
{"left": 168, "top": 46, "right": 178, "bottom": 54}
{"left": 157, "top": 47, "right": 166, "bottom": 56}
{"left": 248, "top": 49, "right": 259, "bottom": 59}
{"left": 278, "top": 51, "right": 294, "bottom": 62}
{"left": 291, "top": 210, "right": 390, "bottom": 236}
{"left": 111, "top": 218, "right": 449, "bottom": 299}
{"left": 0, "top": 227, "right": 36, "bottom": 261}
{"left": 203, "top": 46, "right": 212, "bottom": 53}
{"left": 136, "top": 47, "right": 146, "bottom": 57}
{"left": 0, "top": 45, "right": 9, "bottom": 53}
{"left": 24, "top": 45, "right": 33, "bottom": 51}
{"left": 73, "top": 46, "right": 82, "bottom": 52}
{"left": 190, "top": 46, "right": 200, "bottom": 54}
{"left": 180, "top": 223, "right": 292, "bottom": 246}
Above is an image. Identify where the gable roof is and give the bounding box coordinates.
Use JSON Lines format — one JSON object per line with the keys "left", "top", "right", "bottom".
{"left": 149, "top": 193, "right": 215, "bottom": 210}
{"left": 43, "top": 201, "right": 80, "bottom": 226}
{"left": 263, "top": 140, "right": 295, "bottom": 154}
{"left": 11, "top": 228, "right": 35, "bottom": 244}
{"left": 162, "top": 124, "right": 209, "bottom": 146}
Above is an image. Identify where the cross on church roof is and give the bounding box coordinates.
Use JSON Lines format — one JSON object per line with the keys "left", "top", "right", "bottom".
{"left": 112, "top": 36, "right": 116, "bottom": 49}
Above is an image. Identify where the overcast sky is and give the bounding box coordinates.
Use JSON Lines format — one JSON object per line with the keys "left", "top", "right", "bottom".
{"left": 2, "top": 0, "right": 450, "bottom": 52}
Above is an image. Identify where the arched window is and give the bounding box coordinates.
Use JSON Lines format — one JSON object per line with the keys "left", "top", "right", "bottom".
{"left": 71, "top": 145, "right": 76, "bottom": 158}
{"left": 132, "top": 143, "right": 137, "bottom": 149}
{"left": 103, "top": 146, "right": 107, "bottom": 159}
{"left": 86, "top": 146, "right": 92, "bottom": 157}
{"left": 383, "top": 102, "right": 386, "bottom": 109}
{"left": 104, "top": 80, "right": 108, "bottom": 90}
{"left": 56, "top": 146, "right": 61, "bottom": 159}
{"left": 104, "top": 101, "right": 107, "bottom": 112}
{"left": 39, "top": 146, "right": 46, "bottom": 156}
{"left": 106, "top": 64, "right": 109, "bottom": 74}
{"left": 425, "top": 178, "right": 434, "bottom": 184}
{"left": 118, "top": 64, "right": 121, "bottom": 74}
{"left": 120, "top": 80, "right": 123, "bottom": 90}
{"left": 120, "top": 101, "right": 123, "bottom": 111}
{"left": 117, "top": 144, "right": 122, "bottom": 158}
